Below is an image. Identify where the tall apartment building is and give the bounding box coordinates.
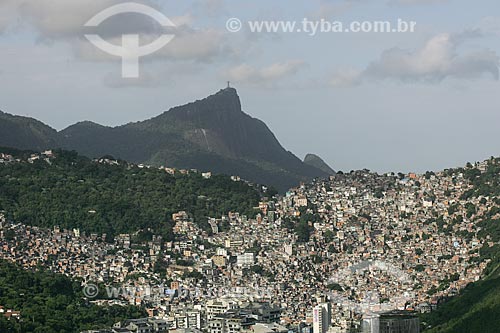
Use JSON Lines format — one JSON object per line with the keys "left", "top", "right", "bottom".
{"left": 312, "top": 303, "right": 331, "bottom": 333}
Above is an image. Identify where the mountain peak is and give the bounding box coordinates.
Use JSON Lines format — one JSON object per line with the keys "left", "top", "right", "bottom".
{"left": 304, "top": 153, "right": 335, "bottom": 175}
{"left": 0, "top": 89, "right": 328, "bottom": 190}
{"left": 194, "top": 87, "right": 241, "bottom": 113}
{"left": 161, "top": 87, "right": 243, "bottom": 123}
{"left": 218, "top": 86, "right": 238, "bottom": 95}
{"left": 69, "top": 120, "right": 105, "bottom": 128}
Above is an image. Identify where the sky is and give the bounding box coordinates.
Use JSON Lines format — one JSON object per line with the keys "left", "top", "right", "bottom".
{"left": 0, "top": 0, "right": 499, "bottom": 173}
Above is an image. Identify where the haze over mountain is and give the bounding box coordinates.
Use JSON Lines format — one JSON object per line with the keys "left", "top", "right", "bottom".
{"left": 0, "top": 88, "right": 328, "bottom": 190}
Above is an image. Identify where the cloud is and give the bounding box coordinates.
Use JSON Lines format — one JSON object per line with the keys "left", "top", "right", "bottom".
{"left": 1, "top": 1, "right": 178, "bottom": 40}
{"left": 157, "top": 28, "right": 227, "bottom": 62}
{"left": 225, "top": 60, "right": 306, "bottom": 83}
{"left": 312, "top": 2, "right": 354, "bottom": 19}
{"left": 330, "top": 68, "right": 363, "bottom": 87}
{"left": 102, "top": 62, "right": 204, "bottom": 88}
{"left": 314, "top": 0, "right": 447, "bottom": 18}
{"left": 13, "top": 0, "right": 226, "bottom": 40}
{"left": 478, "top": 16, "right": 500, "bottom": 37}
{"left": 193, "top": 0, "right": 227, "bottom": 17}
{"left": 389, "top": 0, "right": 448, "bottom": 5}
{"left": 0, "top": 0, "right": 19, "bottom": 33}
{"left": 75, "top": 27, "right": 228, "bottom": 64}
{"left": 331, "top": 31, "right": 499, "bottom": 85}
{"left": 0, "top": 0, "right": 252, "bottom": 90}
{"left": 0, "top": 0, "right": 254, "bottom": 80}
{"left": 18, "top": 0, "right": 140, "bottom": 39}
{"left": 5, "top": 1, "right": 230, "bottom": 65}
{"left": 171, "top": 14, "right": 194, "bottom": 27}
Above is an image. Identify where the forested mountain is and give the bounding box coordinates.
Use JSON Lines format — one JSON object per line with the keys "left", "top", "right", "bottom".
{"left": 0, "top": 89, "right": 327, "bottom": 191}
{"left": 0, "top": 111, "right": 58, "bottom": 151}
{"left": 0, "top": 149, "right": 261, "bottom": 238}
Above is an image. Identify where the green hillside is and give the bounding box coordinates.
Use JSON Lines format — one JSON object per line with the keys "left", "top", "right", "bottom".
{"left": 0, "top": 111, "right": 59, "bottom": 151}
{"left": 422, "top": 158, "right": 500, "bottom": 332}
{"left": 0, "top": 149, "right": 260, "bottom": 239}
{"left": 421, "top": 265, "right": 500, "bottom": 333}
{"left": 0, "top": 259, "right": 145, "bottom": 333}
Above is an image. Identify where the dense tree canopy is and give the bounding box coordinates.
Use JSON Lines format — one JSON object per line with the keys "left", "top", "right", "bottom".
{"left": 0, "top": 149, "right": 260, "bottom": 239}
{"left": 0, "top": 260, "right": 145, "bottom": 332}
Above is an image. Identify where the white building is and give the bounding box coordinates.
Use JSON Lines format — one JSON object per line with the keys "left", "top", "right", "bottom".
{"left": 312, "top": 303, "right": 331, "bottom": 333}
{"left": 237, "top": 253, "right": 255, "bottom": 266}
{"left": 206, "top": 299, "right": 239, "bottom": 320}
